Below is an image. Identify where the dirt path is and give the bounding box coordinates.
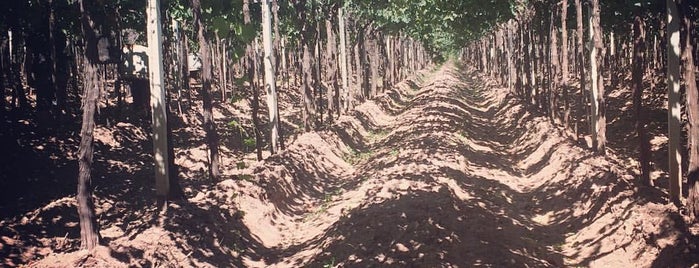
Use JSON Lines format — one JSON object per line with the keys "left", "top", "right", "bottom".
{"left": 25, "top": 62, "right": 691, "bottom": 267}
{"left": 225, "top": 62, "right": 682, "bottom": 267}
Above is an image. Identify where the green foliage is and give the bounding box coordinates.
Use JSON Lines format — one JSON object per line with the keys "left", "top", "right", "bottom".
{"left": 227, "top": 89, "right": 246, "bottom": 105}
{"left": 227, "top": 119, "right": 257, "bottom": 152}
{"left": 343, "top": 148, "right": 374, "bottom": 165}
{"left": 390, "top": 148, "right": 399, "bottom": 156}
{"left": 227, "top": 120, "right": 240, "bottom": 128}
{"left": 346, "top": 0, "right": 516, "bottom": 56}
{"left": 243, "top": 137, "right": 256, "bottom": 150}
{"left": 367, "top": 128, "right": 389, "bottom": 142}
{"left": 322, "top": 257, "right": 336, "bottom": 268}
{"left": 304, "top": 188, "right": 343, "bottom": 222}
{"left": 237, "top": 174, "right": 254, "bottom": 181}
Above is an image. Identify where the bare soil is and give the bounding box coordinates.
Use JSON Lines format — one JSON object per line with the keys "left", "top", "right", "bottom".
{"left": 2, "top": 61, "right": 698, "bottom": 267}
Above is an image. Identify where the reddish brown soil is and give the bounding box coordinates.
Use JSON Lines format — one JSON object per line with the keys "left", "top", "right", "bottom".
{"left": 2, "top": 62, "right": 698, "bottom": 267}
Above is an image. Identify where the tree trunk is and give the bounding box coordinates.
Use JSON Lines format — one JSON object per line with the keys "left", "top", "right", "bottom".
{"left": 146, "top": 0, "right": 170, "bottom": 203}
{"left": 271, "top": 3, "right": 284, "bottom": 151}
{"left": 633, "top": 16, "right": 653, "bottom": 187}
{"left": 370, "top": 33, "right": 379, "bottom": 96}
{"left": 680, "top": 0, "right": 699, "bottom": 215}
{"left": 560, "top": 0, "right": 570, "bottom": 129}
{"left": 314, "top": 22, "right": 323, "bottom": 126}
{"left": 589, "top": 0, "right": 606, "bottom": 153}
{"left": 353, "top": 36, "right": 362, "bottom": 103}
{"left": 77, "top": 0, "right": 102, "bottom": 250}
{"left": 272, "top": 0, "right": 281, "bottom": 72}
{"left": 534, "top": 21, "right": 541, "bottom": 110}
{"left": 297, "top": 0, "right": 315, "bottom": 131}
{"left": 396, "top": 35, "right": 402, "bottom": 82}
{"left": 515, "top": 22, "right": 524, "bottom": 97}
{"left": 171, "top": 19, "right": 183, "bottom": 115}
{"left": 303, "top": 41, "right": 315, "bottom": 131}
{"left": 338, "top": 7, "right": 349, "bottom": 114}
{"left": 385, "top": 35, "right": 393, "bottom": 88}
{"left": 550, "top": 7, "right": 560, "bottom": 124}
{"left": 666, "top": 0, "right": 683, "bottom": 205}
{"left": 251, "top": 42, "right": 263, "bottom": 161}
{"left": 9, "top": 29, "right": 28, "bottom": 111}
{"left": 325, "top": 18, "right": 337, "bottom": 122}
{"left": 524, "top": 19, "right": 533, "bottom": 106}
{"left": 359, "top": 28, "right": 369, "bottom": 99}
{"left": 575, "top": 0, "right": 585, "bottom": 142}
{"left": 221, "top": 40, "right": 227, "bottom": 101}
{"left": 296, "top": 45, "right": 303, "bottom": 88}
{"left": 506, "top": 22, "right": 514, "bottom": 94}
{"left": 192, "top": 0, "right": 220, "bottom": 181}
{"left": 261, "top": 0, "right": 280, "bottom": 154}
{"left": 0, "top": 39, "right": 5, "bottom": 112}
{"left": 281, "top": 36, "right": 288, "bottom": 90}
{"left": 531, "top": 23, "right": 539, "bottom": 107}
{"left": 243, "top": 0, "right": 251, "bottom": 24}
{"left": 653, "top": 34, "right": 659, "bottom": 71}
{"left": 280, "top": 38, "right": 288, "bottom": 151}
{"left": 609, "top": 31, "right": 615, "bottom": 65}
{"left": 48, "top": 0, "right": 60, "bottom": 121}
{"left": 561, "top": 0, "right": 569, "bottom": 83}
{"left": 178, "top": 22, "right": 190, "bottom": 114}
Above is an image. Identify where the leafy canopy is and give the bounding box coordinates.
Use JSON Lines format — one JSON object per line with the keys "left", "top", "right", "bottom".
{"left": 347, "top": 0, "right": 516, "bottom": 57}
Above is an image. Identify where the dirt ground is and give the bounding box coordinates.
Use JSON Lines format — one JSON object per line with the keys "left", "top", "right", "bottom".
{"left": 2, "top": 61, "right": 699, "bottom": 267}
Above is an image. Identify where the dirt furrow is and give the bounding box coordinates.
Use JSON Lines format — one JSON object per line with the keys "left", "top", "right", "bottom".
{"left": 233, "top": 61, "right": 679, "bottom": 267}
{"left": 27, "top": 61, "right": 684, "bottom": 268}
